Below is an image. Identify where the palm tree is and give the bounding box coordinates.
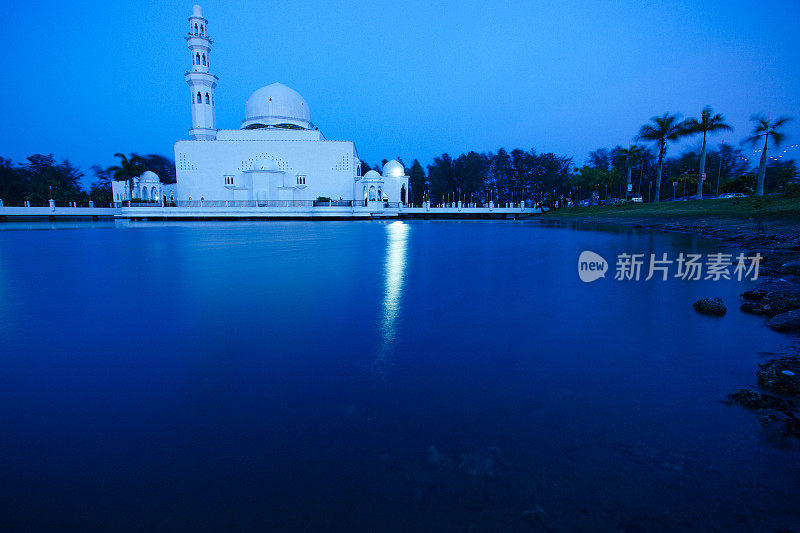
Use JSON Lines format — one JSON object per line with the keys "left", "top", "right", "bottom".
{"left": 743, "top": 114, "right": 793, "bottom": 196}
{"left": 617, "top": 145, "right": 644, "bottom": 200}
{"left": 684, "top": 107, "right": 733, "bottom": 199}
{"left": 107, "top": 153, "right": 145, "bottom": 201}
{"left": 638, "top": 113, "right": 691, "bottom": 202}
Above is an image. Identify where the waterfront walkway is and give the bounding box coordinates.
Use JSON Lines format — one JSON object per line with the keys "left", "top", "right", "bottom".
{"left": 0, "top": 204, "right": 118, "bottom": 220}
{"left": 0, "top": 201, "right": 531, "bottom": 220}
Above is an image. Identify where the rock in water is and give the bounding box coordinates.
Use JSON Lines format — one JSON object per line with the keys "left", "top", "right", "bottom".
{"left": 740, "top": 289, "right": 800, "bottom": 316}
{"left": 740, "top": 301, "right": 766, "bottom": 314}
{"left": 766, "top": 310, "right": 800, "bottom": 333}
{"left": 692, "top": 297, "right": 727, "bottom": 316}
{"left": 757, "top": 357, "right": 800, "bottom": 396}
{"left": 727, "top": 389, "right": 793, "bottom": 411}
{"left": 761, "top": 290, "right": 800, "bottom": 317}
{"left": 741, "top": 289, "right": 768, "bottom": 301}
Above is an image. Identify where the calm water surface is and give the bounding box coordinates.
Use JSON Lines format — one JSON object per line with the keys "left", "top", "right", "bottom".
{"left": 0, "top": 220, "right": 797, "bottom": 531}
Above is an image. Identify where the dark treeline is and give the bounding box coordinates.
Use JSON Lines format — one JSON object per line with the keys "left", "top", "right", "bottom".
{"left": 3, "top": 108, "right": 796, "bottom": 208}
{"left": 575, "top": 143, "right": 797, "bottom": 203}
{"left": 0, "top": 153, "right": 176, "bottom": 206}
{"left": 4, "top": 145, "right": 796, "bottom": 209}
{"left": 369, "top": 143, "right": 796, "bottom": 208}
{"left": 380, "top": 109, "right": 797, "bottom": 207}
{"left": 362, "top": 149, "right": 572, "bottom": 208}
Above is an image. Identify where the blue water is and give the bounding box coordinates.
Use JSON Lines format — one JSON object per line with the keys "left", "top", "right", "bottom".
{"left": 0, "top": 220, "right": 797, "bottom": 531}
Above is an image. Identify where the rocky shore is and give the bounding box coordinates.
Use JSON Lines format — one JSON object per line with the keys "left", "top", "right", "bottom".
{"left": 537, "top": 213, "right": 800, "bottom": 447}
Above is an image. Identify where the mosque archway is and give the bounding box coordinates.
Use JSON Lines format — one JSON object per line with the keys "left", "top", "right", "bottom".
{"left": 400, "top": 185, "right": 406, "bottom": 204}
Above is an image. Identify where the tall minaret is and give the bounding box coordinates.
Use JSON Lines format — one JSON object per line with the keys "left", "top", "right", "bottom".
{"left": 185, "top": 5, "right": 218, "bottom": 140}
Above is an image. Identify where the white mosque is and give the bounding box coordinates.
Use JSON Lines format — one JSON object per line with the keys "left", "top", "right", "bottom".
{"left": 114, "top": 5, "right": 408, "bottom": 206}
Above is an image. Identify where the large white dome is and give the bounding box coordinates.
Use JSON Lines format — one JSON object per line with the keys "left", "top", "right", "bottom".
{"left": 382, "top": 159, "right": 404, "bottom": 178}
{"left": 241, "top": 83, "right": 312, "bottom": 130}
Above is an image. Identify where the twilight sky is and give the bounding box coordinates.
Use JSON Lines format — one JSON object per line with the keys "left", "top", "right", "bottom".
{"left": 2, "top": 0, "right": 799, "bottom": 183}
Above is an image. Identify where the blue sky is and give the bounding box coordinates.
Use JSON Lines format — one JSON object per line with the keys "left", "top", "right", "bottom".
{"left": 2, "top": 0, "right": 799, "bottom": 184}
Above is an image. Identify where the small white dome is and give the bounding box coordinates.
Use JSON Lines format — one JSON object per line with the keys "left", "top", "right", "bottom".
{"left": 363, "top": 170, "right": 381, "bottom": 179}
{"left": 382, "top": 159, "right": 404, "bottom": 178}
{"left": 140, "top": 171, "right": 159, "bottom": 182}
{"left": 242, "top": 83, "right": 312, "bottom": 130}
{"left": 192, "top": 5, "right": 203, "bottom": 17}
{"left": 253, "top": 159, "right": 279, "bottom": 172}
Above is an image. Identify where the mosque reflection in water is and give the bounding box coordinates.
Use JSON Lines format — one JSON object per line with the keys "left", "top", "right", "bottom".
{"left": 374, "top": 221, "right": 409, "bottom": 373}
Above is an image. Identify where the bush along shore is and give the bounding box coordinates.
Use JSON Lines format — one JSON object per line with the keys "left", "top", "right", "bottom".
{"left": 536, "top": 195, "right": 800, "bottom": 447}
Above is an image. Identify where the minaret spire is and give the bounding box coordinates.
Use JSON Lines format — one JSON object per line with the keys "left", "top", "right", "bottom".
{"left": 185, "top": 5, "right": 218, "bottom": 140}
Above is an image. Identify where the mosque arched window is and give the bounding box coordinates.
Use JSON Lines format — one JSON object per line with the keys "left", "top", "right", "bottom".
{"left": 205, "top": 93, "right": 210, "bottom": 104}
{"left": 196, "top": 52, "right": 200, "bottom": 65}
{"left": 200, "top": 25, "right": 204, "bottom": 36}
{"left": 197, "top": 92, "right": 202, "bottom": 103}
{"left": 194, "top": 24, "right": 198, "bottom": 36}
{"left": 202, "top": 54, "right": 206, "bottom": 66}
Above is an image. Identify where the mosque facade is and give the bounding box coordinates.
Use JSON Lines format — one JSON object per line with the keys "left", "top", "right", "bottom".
{"left": 171, "top": 5, "right": 407, "bottom": 205}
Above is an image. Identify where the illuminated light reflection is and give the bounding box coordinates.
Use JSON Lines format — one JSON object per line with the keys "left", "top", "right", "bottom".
{"left": 373, "top": 221, "right": 409, "bottom": 376}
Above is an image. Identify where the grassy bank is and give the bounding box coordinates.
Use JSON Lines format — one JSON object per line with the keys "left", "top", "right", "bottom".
{"left": 537, "top": 195, "right": 800, "bottom": 222}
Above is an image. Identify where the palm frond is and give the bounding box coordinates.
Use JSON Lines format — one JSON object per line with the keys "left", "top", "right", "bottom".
{"left": 683, "top": 118, "right": 701, "bottom": 134}
{"left": 637, "top": 125, "right": 657, "bottom": 141}
{"left": 772, "top": 116, "right": 794, "bottom": 129}
{"left": 771, "top": 131, "right": 786, "bottom": 146}
{"left": 707, "top": 120, "right": 733, "bottom": 133}
{"left": 742, "top": 134, "right": 763, "bottom": 146}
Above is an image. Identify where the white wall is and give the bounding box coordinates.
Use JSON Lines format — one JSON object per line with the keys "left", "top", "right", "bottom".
{"left": 174, "top": 136, "right": 359, "bottom": 201}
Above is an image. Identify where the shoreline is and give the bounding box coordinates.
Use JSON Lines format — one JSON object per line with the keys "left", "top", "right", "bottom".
{"left": 534, "top": 206, "right": 800, "bottom": 278}
{"left": 531, "top": 206, "right": 800, "bottom": 447}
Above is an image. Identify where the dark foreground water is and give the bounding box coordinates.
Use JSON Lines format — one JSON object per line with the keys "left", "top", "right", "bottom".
{"left": 0, "top": 220, "right": 797, "bottom": 532}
